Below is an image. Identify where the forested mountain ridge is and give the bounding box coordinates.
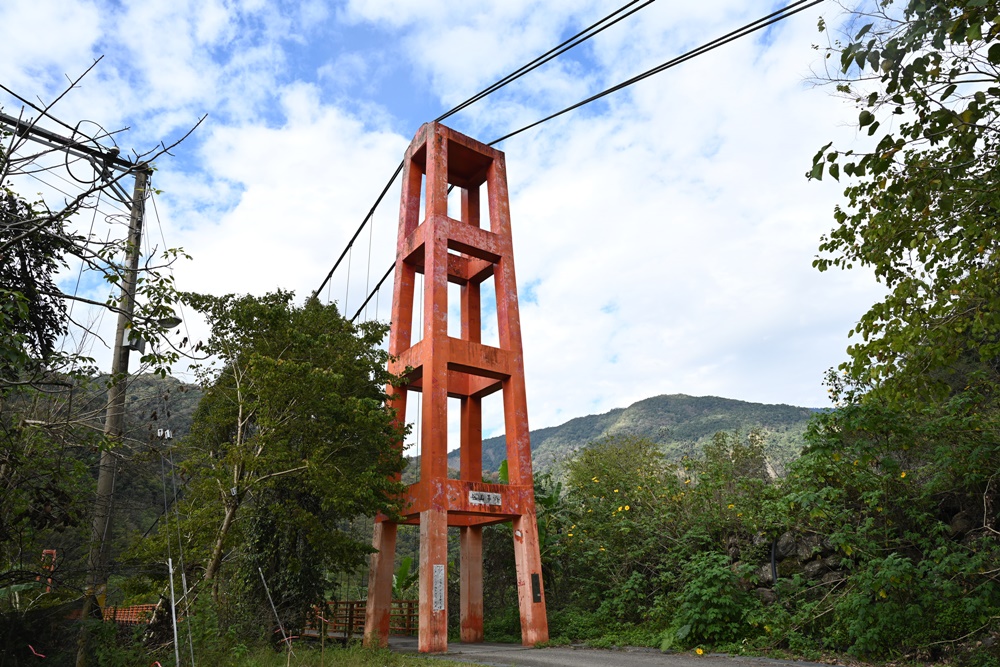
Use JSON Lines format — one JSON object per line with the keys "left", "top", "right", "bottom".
{"left": 447, "top": 393, "right": 819, "bottom": 474}
{"left": 129, "top": 376, "right": 818, "bottom": 476}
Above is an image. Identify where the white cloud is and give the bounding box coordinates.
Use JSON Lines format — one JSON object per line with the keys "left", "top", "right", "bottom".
{"left": 2, "top": 0, "right": 888, "bottom": 441}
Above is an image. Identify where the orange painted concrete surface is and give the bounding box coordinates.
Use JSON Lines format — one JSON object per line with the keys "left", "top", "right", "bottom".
{"left": 363, "top": 123, "right": 549, "bottom": 653}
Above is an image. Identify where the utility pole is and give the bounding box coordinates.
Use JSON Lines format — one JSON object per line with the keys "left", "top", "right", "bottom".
{"left": 76, "top": 165, "right": 149, "bottom": 667}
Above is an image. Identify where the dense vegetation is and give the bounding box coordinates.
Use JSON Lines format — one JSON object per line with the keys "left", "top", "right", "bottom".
{"left": 479, "top": 421, "right": 998, "bottom": 661}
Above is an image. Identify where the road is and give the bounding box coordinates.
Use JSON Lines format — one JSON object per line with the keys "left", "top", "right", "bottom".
{"left": 388, "top": 638, "right": 834, "bottom": 667}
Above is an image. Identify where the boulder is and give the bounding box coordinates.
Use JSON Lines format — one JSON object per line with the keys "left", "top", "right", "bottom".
{"left": 756, "top": 563, "right": 775, "bottom": 586}
{"left": 802, "top": 559, "right": 829, "bottom": 580}
{"left": 821, "top": 571, "right": 845, "bottom": 585}
{"left": 949, "top": 511, "right": 973, "bottom": 537}
{"left": 796, "top": 534, "right": 826, "bottom": 561}
{"left": 753, "top": 587, "right": 777, "bottom": 604}
{"left": 822, "top": 555, "right": 843, "bottom": 570}
{"left": 775, "top": 531, "right": 797, "bottom": 560}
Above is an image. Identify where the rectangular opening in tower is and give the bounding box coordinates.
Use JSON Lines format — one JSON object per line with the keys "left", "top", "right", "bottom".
{"left": 447, "top": 395, "right": 461, "bottom": 454}
{"left": 481, "top": 390, "right": 503, "bottom": 479}
{"left": 409, "top": 271, "right": 425, "bottom": 345}
{"left": 403, "top": 388, "right": 421, "bottom": 482}
{"left": 479, "top": 274, "right": 500, "bottom": 347}
{"left": 456, "top": 182, "right": 489, "bottom": 230}
{"left": 480, "top": 183, "right": 491, "bottom": 230}
{"left": 448, "top": 282, "right": 460, "bottom": 338}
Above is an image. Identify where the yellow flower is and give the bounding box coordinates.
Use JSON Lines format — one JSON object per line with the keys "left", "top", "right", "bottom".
{"left": 695, "top": 648, "right": 704, "bottom": 655}
{"left": 592, "top": 477, "right": 599, "bottom": 482}
{"left": 879, "top": 589, "right": 887, "bottom": 598}
{"left": 599, "top": 547, "right": 605, "bottom": 551}
{"left": 587, "top": 509, "right": 593, "bottom": 513}
{"left": 900, "top": 471, "right": 906, "bottom": 478}
{"left": 624, "top": 505, "right": 630, "bottom": 511}
{"left": 685, "top": 479, "right": 691, "bottom": 484}
{"left": 618, "top": 506, "right": 623, "bottom": 512}
{"left": 568, "top": 533, "right": 573, "bottom": 537}
{"left": 853, "top": 460, "right": 859, "bottom": 466}
{"left": 614, "top": 488, "right": 619, "bottom": 493}
{"left": 764, "top": 625, "right": 771, "bottom": 633}
{"left": 727, "top": 504, "right": 735, "bottom": 509}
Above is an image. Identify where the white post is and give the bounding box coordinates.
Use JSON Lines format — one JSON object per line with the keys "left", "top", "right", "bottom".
{"left": 168, "top": 558, "right": 182, "bottom": 667}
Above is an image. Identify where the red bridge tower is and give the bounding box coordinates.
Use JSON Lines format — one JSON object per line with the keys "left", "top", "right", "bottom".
{"left": 363, "top": 123, "right": 549, "bottom": 653}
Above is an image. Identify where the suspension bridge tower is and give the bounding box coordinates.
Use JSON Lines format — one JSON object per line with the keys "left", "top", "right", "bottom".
{"left": 363, "top": 122, "right": 548, "bottom": 653}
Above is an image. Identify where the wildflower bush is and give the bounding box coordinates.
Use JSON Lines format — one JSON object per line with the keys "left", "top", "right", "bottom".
{"left": 503, "top": 405, "right": 999, "bottom": 659}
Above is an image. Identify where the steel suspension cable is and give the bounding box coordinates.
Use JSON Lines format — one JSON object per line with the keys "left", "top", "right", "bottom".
{"left": 313, "top": 0, "right": 658, "bottom": 299}
{"left": 347, "top": 0, "right": 824, "bottom": 323}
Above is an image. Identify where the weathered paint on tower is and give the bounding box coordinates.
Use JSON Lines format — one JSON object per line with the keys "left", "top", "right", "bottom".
{"left": 363, "top": 122, "right": 549, "bottom": 653}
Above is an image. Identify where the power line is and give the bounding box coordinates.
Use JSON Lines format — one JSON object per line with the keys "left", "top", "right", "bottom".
{"left": 437, "top": 0, "right": 656, "bottom": 124}
{"left": 346, "top": 0, "right": 824, "bottom": 322}
{"left": 489, "top": 0, "right": 823, "bottom": 145}
{"left": 313, "top": 0, "right": 657, "bottom": 300}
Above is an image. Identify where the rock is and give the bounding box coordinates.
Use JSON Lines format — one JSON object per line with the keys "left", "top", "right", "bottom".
{"left": 821, "top": 571, "right": 845, "bottom": 585}
{"left": 775, "top": 531, "right": 797, "bottom": 560}
{"left": 756, "top": 563, "right": 775, "bottom": 586}
{"left": 803, "top": 559, "right": 829, "bottom": 579}
{"left": 949, "top": 511, "right": 973, "bottom": 537}
{"left": 728, "top": 544, "right": 741, "bottom": 560}
{"left": 796, "top": 534, "right": 824, "bottom": 561}
{"left": 822, "top": 555, "right": 843, "bottom": 570}
{"left": 753, "top": 587, "right": 777, "bottom": 604}
{"left": 753, "top": 532, "right": 770, "bottom": 547}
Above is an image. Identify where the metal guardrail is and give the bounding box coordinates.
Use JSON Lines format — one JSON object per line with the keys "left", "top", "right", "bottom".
{"left": 304, "top": 599, "right": 418, "bottom": 638}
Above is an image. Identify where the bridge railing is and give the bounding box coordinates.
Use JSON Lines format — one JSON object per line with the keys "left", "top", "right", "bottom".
{"left": 304, "top": 599, "right": 418, "bottom": 638}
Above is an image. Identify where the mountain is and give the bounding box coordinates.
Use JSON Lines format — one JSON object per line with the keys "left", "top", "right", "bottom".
{"left": 113, "top": 379, "right": 819, "bottom": 478}
{"left": 447, "top": 394, "right": 820, "bottom": 474}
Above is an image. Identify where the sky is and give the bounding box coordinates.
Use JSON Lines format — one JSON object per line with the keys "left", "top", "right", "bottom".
{"left": 0, "top": 0, "right": 885, "bottom": 447}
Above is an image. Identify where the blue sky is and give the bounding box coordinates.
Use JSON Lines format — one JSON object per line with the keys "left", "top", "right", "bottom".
{"left": 0, "top": 0, "right": 884, "bottom": 445}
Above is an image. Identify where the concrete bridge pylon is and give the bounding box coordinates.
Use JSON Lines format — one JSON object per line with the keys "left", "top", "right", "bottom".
{"left": 363, "top": 122, "right": 549, "bottom": 653}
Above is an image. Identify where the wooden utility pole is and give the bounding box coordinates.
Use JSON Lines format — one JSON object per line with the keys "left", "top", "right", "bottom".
{"left": 76, "top": 166, "right": 149, "bottom": 667}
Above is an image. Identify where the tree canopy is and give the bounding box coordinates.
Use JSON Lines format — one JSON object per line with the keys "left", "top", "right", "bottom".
{"left": 809, "top": 0, "right": 1000, "bottom": 401}
{"left": 161, "top": 291, "right": 405, "bottom": 624}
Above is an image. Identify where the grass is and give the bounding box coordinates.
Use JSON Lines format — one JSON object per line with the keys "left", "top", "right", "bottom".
{"left": 222, "top": 644, "right": 484, "bottom": 667}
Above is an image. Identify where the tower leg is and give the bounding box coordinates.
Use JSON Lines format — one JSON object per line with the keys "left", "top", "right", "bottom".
{"left": 418, "top": 508, "right": 448, "bottom": 653}
{"left": 363, "top": 520, "right": 397, "bottom": 648}
{"left": 460, "top": 525, "right": 484, "bottom": 642}
{"left": 512, "top": 513, "right": 549, "bottom": 646}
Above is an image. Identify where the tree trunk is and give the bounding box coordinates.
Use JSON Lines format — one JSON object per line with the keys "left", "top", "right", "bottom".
{"left": 204, "top": 501, "right": 238, "bottom": 603}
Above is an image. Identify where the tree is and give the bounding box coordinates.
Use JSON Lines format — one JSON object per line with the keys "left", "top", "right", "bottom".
{"left": 174, "top": 291, "right": 404, "bottom": 621}
{"left": 800, "top": 4, "right": 1000, "bottom": 652}
{"left": 1, "top": 67, "right": 199, "bottom": 663}
{"left": 808, "top": 0, "right": 1000, "bottom": 401}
